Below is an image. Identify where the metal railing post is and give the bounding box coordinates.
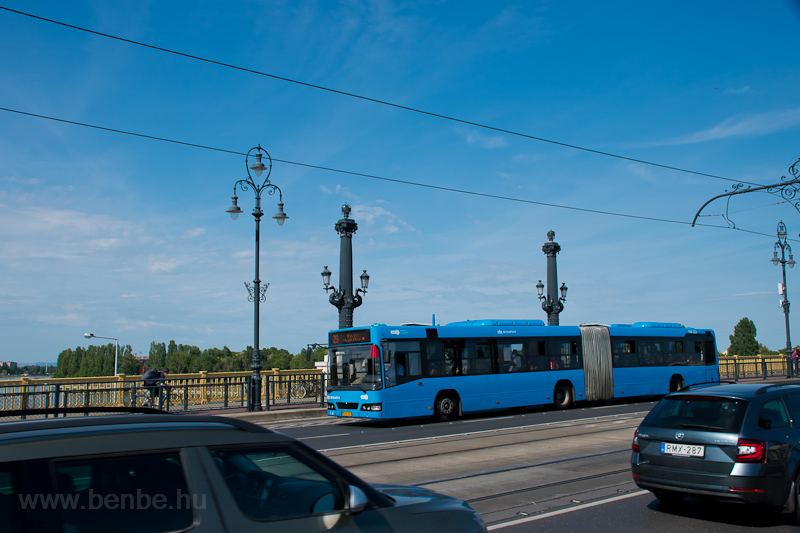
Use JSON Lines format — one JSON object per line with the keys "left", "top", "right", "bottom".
{"left": 54, "top": 384, "right": 61, "bottom": 417}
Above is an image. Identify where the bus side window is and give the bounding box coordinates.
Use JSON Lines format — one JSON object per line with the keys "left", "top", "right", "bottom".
{"left": 460, "top": 341, "right": 491, "bottom": 375}
{"left": 612, "top": 340, "right": 637, "bottom": 367}
{"left": 496, "top": 342, "right": 524, "bottom": 373}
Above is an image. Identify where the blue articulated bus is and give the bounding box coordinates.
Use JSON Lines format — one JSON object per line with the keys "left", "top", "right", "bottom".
{"left": 326, "top": 320, "right": 719, "bottom": 421}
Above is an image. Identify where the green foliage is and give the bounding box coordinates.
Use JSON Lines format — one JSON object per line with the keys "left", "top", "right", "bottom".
{"left": 290, "top": 354, "right": 314, "bottom": 369}
{"left": 148, "top": 342, "right": 167, "bottom": 370}
{"left": 758, "top": 344, "right": 780, "bottom": 356}
{"left": 264, "top": 347, "right": 292, "bottom": 370}
{"left": 1, "top": 364, "right": 50, "bottom": 376}
{"left": 118, "top": 350, "right": 142, "bottom": 375}
{"left": 51, "top": 340, "right": 329, "bottom": 377}
{"left": 729, "top": 317, "right": 759, "bottom": 357}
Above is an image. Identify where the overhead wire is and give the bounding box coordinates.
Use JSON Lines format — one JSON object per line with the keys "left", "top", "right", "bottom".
{"left": 0, "top": 5, "right": 764, "bottom": 188}
{"left": 0, "top": 6, "right": 790, "bottom": 240}
{"left": 0, "top": 105, "right": 787, "bottom": 241}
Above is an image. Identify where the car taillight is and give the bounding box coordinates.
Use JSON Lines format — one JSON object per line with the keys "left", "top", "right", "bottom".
{"left": 632, "top": 428, "right": 640, "bottom": 453}
{"left": 736, "top": 438, "right": 766, "bottom": 463}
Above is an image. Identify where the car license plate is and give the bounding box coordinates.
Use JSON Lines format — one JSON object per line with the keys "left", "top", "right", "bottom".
{"left": 342, "top": 411, "right": 352, "bottom": 417}
{"left": 661, "top": 442, "right": 705, "bottom": 457}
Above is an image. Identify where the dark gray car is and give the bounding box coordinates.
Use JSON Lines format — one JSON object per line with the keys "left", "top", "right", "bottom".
{"left": 0, "top": 411, "right": 486, "bottom": 533}
{"left": 630, "top": 382, "right": 800, "bottom": 523}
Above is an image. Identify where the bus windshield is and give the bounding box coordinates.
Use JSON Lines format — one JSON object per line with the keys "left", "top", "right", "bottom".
{"left": 328, "top": 345, "right": 382, "bottom": 391}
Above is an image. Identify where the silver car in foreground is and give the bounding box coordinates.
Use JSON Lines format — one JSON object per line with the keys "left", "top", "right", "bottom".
{"left": 0, "top": 410, "right": 486, "bottom": 533}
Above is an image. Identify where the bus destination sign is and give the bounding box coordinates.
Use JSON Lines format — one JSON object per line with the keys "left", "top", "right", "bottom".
{"left": 329, "top": 329, "right": 371, "bottom": 345}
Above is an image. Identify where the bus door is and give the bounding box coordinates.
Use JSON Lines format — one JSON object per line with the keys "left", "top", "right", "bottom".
{"left": 580, "top": 325, "right": 614, "bottom": 401}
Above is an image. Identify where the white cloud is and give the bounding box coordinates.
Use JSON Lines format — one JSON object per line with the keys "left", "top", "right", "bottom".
{"left": 352, "top": 204, "right": 416, "bottom": 233}
{"left": 35, "top": 313, "right": 84, "bottom": 325}
{"left": 2, "top": 175, "right": 42, "bottom": 186}
{"left": 116, "top": 317, "right": 180, "bottom": 330}
{"left": 513, "top": 153, "right": 544, "bottom": 163}
{"left": 457, "top": 128, "right": 507, "bottom": 149}
{"left": 147, "top": 256, "right": 181, "bottom": 273}
{"left": 90, "top": 238, "right": 123, "bottom": 249}
{"left": 653, "top": 108, "right": 800, "bottom": 146}
{"left": 184, "top": 227, "right": 206, "bottom": 238}
{"left": 723, "top": 85, "right": 751, "bottom": 95}
{"left": 335, "top": 184, "right": 356, "bottom": 198}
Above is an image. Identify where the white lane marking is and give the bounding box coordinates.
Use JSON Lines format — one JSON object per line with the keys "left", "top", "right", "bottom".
{"left": 297, "top": 433, "right": 350, "bottom": 440}
{"left": 318, "top": 412, "right": 647, "bottom": 453}
{"left": 486, "top": 491, "right": 649, "bottom": 530}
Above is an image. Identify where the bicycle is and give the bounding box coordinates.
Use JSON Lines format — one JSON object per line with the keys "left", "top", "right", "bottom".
{"left": 129, "top": 383, "right": 173, "bottom": 409}
{"left": 290, "top": 379, "right": 319, "bottom": 399}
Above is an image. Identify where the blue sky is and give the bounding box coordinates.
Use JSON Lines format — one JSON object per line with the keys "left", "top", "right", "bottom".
{"left": 1, "top": 1, "right": 799, "bottom": 364}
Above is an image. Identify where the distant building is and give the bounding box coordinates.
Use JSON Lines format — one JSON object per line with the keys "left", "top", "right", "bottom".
{"left": 1, "top": 361, "right": 17, "bottom": 370}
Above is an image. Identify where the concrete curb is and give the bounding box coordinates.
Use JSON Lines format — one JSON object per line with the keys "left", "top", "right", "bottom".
{"left": 213, "top": 408, "right": 328, "bottom": 423}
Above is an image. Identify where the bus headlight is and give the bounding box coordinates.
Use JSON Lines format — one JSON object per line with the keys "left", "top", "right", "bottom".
{"left": 327, "top": 403, "right": 336, "bottom": 410}
{"left": 360, "top": 403, "right": 382, "bottom": 412}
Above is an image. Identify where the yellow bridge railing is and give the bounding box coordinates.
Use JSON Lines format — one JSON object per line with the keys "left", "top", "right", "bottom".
{"left": 718, "top": 355, "right": 794, "bottom": 380}
{"left": 0, "top": 369, "right": 325, "bottom": 413}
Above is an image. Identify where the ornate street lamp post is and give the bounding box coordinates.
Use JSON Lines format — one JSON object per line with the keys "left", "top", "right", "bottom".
{"left": 536, "top": 230, "right": 568, "bottom": 326}
{"left": 226, "top": 145, "right": 288, "bottom": 412}
{"left": 321, "top": 204, "right": 369, "bottom": 329}
{"left": 772, "top": 220, "right": 795, "bottom": 377}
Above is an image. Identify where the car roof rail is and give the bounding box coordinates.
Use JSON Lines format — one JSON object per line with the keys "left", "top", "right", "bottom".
{"left": 754, "top": 383, "right": 800, "bottom": 395}
{"left": 0, "top": 407, "right": 273, "bottom": 434}
{"left": 677, "top": 380, "right": 735, "bottom": 392}
{"left": 0, "top": 406, "right": 171, "bottom": 420}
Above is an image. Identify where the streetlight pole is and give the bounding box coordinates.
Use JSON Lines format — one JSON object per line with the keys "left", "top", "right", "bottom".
{"left": 536, "top": 230, "right": 568, "bottom": 326}
{"left": 83, "top": 333, "right": 118, "bottom": 375}
{"left": 321, "top": 204, "right": 369, "bottom": 329}
{"left": 226, "top": 145, "right": 288, "bottom": 412}
{"left": 771, "top": 220, "right": 795, "bottom": 377}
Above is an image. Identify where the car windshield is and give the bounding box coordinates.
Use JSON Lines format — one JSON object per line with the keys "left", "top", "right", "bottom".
{"left": 643, "top": 395, "right": 748, "bottom": 433}
{"left": 328, "top": 345, "right": 382, "bottom": 391}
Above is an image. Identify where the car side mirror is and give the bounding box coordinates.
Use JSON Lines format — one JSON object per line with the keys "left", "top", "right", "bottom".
{"left": 347, "top": 485, "right": 369, "bottom": 515}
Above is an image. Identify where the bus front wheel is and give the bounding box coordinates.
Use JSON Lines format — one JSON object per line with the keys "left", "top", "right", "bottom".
{"left": 434, "top": 393, "right": 459, "bottom": 421}
{"left": 554, "top": 382, "right": 574, "bottom": 410}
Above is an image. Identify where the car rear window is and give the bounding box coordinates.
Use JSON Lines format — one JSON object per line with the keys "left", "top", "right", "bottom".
{"left": 643, "top": 395, "right": 748, "bottom": 432}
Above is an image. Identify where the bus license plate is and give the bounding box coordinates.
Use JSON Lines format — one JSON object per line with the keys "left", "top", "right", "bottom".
{"left": 661, "top": 442, "right": 704, "bottom": 457}
{"left": 342, "top": 411, "right": 352, "bottom": 417}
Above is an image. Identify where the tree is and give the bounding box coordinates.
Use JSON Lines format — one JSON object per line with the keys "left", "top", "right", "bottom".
{"left": 729, "top": 318, "right": 759, "bottom": 357}
{"left": 289, "top": 354, "right": 314, "bottom": 370}
{"left": 148, "top": 342, "right": 167, "bottom": 370}
{"left": 118, "top": 349, "right": 142, "bottom": 375}
{"left": 264, "top": 347, "right": 292, "bottom": 370}
{"left": 759, "top": 344, "right": 779, "bottom": 355}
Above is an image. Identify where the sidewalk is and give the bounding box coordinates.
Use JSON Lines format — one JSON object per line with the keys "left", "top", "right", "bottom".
{"left": 183, "top": 404, "right": 328, "bottom": 424}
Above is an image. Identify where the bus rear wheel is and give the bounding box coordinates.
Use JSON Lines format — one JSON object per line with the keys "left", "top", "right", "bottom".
{"left": 554, "top": 382, "right": 574, "bottom": 410}
{"left": 434, "top": 393, "right": 459, "bottom": 421}
{"left": 669, "top": 376, "right": 685, "bottom": 393}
